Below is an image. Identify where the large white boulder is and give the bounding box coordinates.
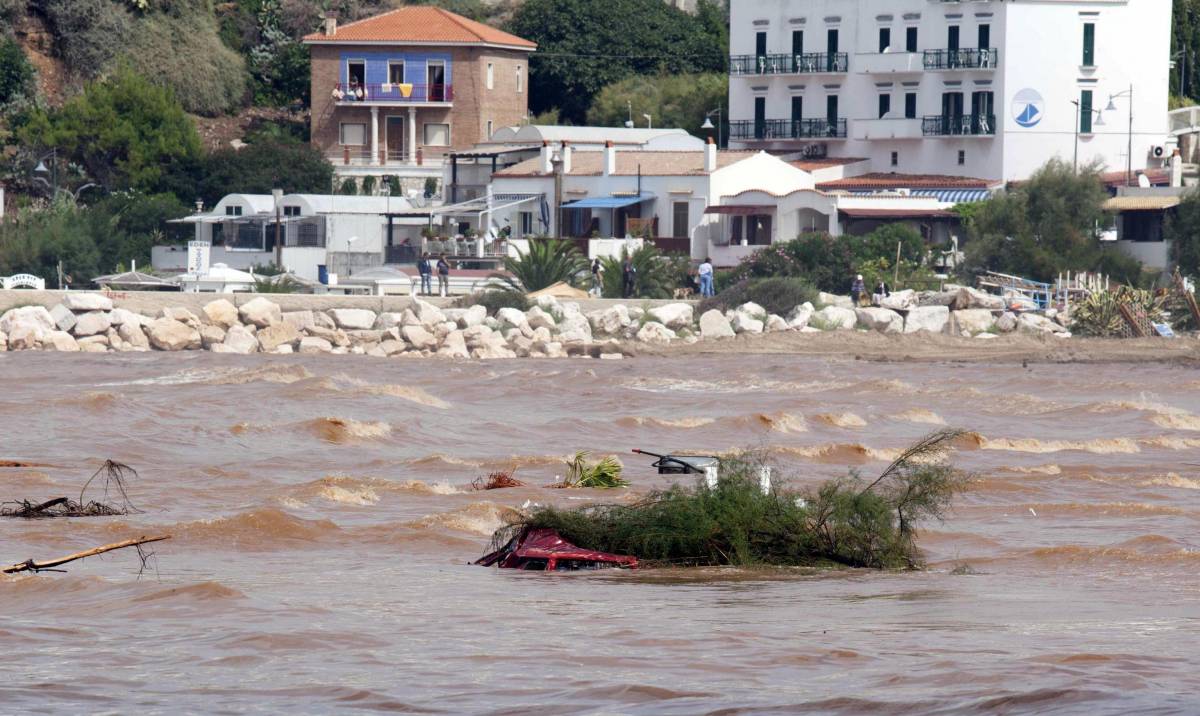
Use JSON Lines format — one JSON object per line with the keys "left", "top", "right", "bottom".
{"left": 145, "top": 318, "right": 201, "bottom": 351}
{"left": 299, "top": 336, "right": 334, "bottom": 354}
{"left": 222, "top": 325, "right": 260, "bottom": 354}
{"left": 202, "top": 299, "right": 240, "bottom": 328}
{"left": 958, "top": 286, "right": 1006, "bottom": 310}
{"left": 814, "top": 305, "right": 857, "bottom": 331}
{"left": 117, "top": 322, "right": 150, "bottom": 350}
{"left": 200, "top": 325, "right": 227, "bottom": 349}
{"left": 1, "top": 306, "right": 55, "bottom": 335}
{"left": 402, "top": 325, "right": 438, "bottom": 351}
{"left": 44, "top": 330, "right": 80, "bottom": 352}
{"left": 256, "top": 323, "right": 301, "bottom": 352}
{"left": 1019, "top": 313, "right": 1068, "bottom": 334}
{"left": 437, "top": 330, "right": 470, "bottom": 359}
{"left": 736, "top": 302, "right": 766, "bottom": 318}
{"left": 699, "top": 309, "right": 735, "bottom": 339}
{"left": 526, "top": 305, "right": 557, "bottom": 331}
{"left": 411, "top": 299, "right": 446, "bottom": 327}
{"left": 879, "top": 289, "right": 918, "bottom": 311}
{"left": 636, "top": 321, "right": 676, "bottom": 345}
{"left": 72, "top": 311, "right": 112, "bottom": 337}
{"left": 765, "top": 314, "right": 790, "bottom": 332}
{"left": 951, "top": 309, "right": 997, "bottom": 335}
{"left": 903, "top": 306, "right": 951, "bottom": 334}
{"left": 730, "top": 312, "right": 764, "bottom": 334}
{"left": 995, "top": 312, "right": 1019, "bottom": 333}
{"left": 599, "top": 305, "right": 631, "bottom": 335}
{"left": 818, "top": 292, "right": 854, "bottom": 310}
{"left": 496, "top": 307, "right": 529, "bottom": 330}
{"left": 239, "top": 297, "right": 281, "bottom": 328}
{"left": 61, "top": 293, "right": 113, "bottom": 312}
{"left": 329, "top": 308, "right": 377, "bottom": 331}
{"left": 460, "top": 304, "right": 487, "bottom": 328}
{"left": 0, "top": 331, "right": 6, "bottom": 351}
{"left": 374, "top": 312, "right": 404, "bottom": 330}
{"left": 855, "top": 307, "right": 903, "bottom": 334}
{"left": 7, "top": 324, "right": 42, "bottom": 350}
{"left": 649, "top": 303, "right": 694, "bottom": 330}
{"left": 110, "top": 308, "right": 144, "bottom": 328}
{"left": 282, "top": 310, "right": 317, "bottom": 332}
{"left": 161, "top": 306, "right": 201, "bottom": 326}
{"left": 50, "top": 304, "right": 77, "bottom": 332}
{"left": 472, "top": 332, "right": 517, "bottom": 359}
{"left": 787, "top": 302, "right": 814, "bottom": 330}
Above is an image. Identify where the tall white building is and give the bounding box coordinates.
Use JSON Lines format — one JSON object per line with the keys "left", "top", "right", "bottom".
{"left": 727, "top": 0, "right": 1172, "bottom": 182}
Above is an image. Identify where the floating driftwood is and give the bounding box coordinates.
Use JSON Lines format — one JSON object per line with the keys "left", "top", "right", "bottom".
{"left": 4, "top": 535, "right": 171, "bottom": 574}
{"left": 1, "top": 460, "right": 141, "bottom": 519}
{"left": 471, "top": 469, "right": 526, "bottom": 491}
{"left": 483, "top": 430, "right": 970, "bottom": 570}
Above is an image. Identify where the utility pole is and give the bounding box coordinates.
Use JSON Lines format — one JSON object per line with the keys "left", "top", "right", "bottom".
{"left": 272, "top": 188, "right": 283, "bottom": 269}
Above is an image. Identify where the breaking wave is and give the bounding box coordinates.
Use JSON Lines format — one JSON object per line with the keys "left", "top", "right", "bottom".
{"left": 1141, "top": 473, "right": 1200, "bottom": 490}
{"left": 333, "top": 376, "right": 451, "bottom": 409}
{"left": 403, "top": 453, "right": 485, "bottom": 469}
{"left": 173, "top": 508, "right": 341, "bottom": 547}
{"left": 232, "top": 417, "right": 393, "bottom": 444}
{"left": 403, "top": 501, "right": 520, "bottom": 535}
{"left": 893, "top": 409, "right": 947, "bottom": 425}
{"left": 1139, "top": 436, "right": 1200, "bottom": 450}
{"left": 972, "top": 435, "right": 1140, "bottom": 455}
{"left": 772, "top": 443, "right": 901, "bottom": 463}
{"left": 204, "top": 364, "right": 315, "bottom": 385}
{"left": 616, "top": 416, "right": 716, "bottom": 429}
{"left": 815, "top": 412, "right": 867, "bottom": 429}
{"left": 132, "top": 581, "right": 245, "bottom": 603}
{"left": 754, "top": 413, "right": 809, "bottom": 433}
{"left": 1005, "top": 464, "right": 1063, "bottom": 475}
{"left": 292, "top": 475, "right": 463, "bottom": 506}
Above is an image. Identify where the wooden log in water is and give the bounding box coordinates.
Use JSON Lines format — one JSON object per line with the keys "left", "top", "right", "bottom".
{"left": 3, "top": 535, "right": 171, "bottom": 574}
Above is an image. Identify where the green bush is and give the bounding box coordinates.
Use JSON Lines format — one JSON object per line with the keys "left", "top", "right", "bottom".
{"left": 0, "top": 37, "right": 34, "bottom": 107}
{"left": 38, "top": 0, "right": 133, "bottom": 77}
{"left": 458, "top": 289, "right": 530, "bottom": 315}
{"left": 599, "top": 243, "right": 688, "bottom": 298}
{"left": 121, "top": 10, "right": 249, "bottom": 116}
{"left": 493, "top": 430, "right": 969, "bottom": 569}
{"left": 699, "top": 276, "right": 818, "bottom": 316}
{"left": 360, "top": 176, "right": 376, "bottom": 196}
{"left": 0, "top": 204, "right": 100, "bottom": 285}
{"left": 499, "top": 238, "right": 588, "bottom": 292}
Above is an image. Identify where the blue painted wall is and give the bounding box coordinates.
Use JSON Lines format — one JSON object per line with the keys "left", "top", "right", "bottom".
{"left": 339, "top": 50, "right": 454, "bottom": 86}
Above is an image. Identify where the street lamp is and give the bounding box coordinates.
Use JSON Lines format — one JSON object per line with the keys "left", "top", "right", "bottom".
{"left": 33, "top": 148, "right": 57, "bottom": 200}
{"left": 701, "top": 108, "right": 724, "bottom": 149}
{"left": 272, "top": 188, "right": 283, "bottom": 269}
{"left": 1105, "top": 85, "right": 1135, "bottom": 187}
{"left": 1069, "top": 99, "right": 1105, "bottom": 172}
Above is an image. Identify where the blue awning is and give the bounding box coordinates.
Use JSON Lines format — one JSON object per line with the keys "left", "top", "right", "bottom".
{"left": 562, "top": 193, "right": 653, "bottom": 210}
{"left": 910, "top": 189, "right": 991, "bottom": 203}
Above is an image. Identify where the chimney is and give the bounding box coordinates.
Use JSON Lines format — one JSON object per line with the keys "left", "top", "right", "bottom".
{"left": 560, "top": 141, "right": 572, "bottom": 174}
{"left": 603, "top": 140, "right": 616, "bottom": 176}
{"left": 323, "top": 11, "right": 338, "bottom": 37}
{"left": 704, "top": 136, "right": 717, "bottom": 173}
{"left": 1171, "top": 148, "right": 1184, "bottom": 188}
{"left": 540, "top": 140, "right": 553, "bottom": 174}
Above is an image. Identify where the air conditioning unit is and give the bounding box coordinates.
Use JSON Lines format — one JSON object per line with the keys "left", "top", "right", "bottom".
{"left": 1150, "top": 145, "right": 1167, "bottom": 159}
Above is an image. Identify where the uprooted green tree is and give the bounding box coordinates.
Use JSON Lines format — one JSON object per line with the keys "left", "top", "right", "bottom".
{"left": 492, "top": 430, "right": 971, "bottom": 569}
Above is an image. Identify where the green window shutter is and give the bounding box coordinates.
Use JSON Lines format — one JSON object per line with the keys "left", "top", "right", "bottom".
{"left": 1081, "top": 90, "right": 1093, "bottom": 133}
{"left": 1083, "top": 24, "right": 1095, "bottom": 66}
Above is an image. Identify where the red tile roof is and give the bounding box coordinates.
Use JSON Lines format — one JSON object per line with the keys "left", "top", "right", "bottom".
{"left": 303, "top": 7, "right": 536, "bottom": 49}
{"left": 817, "top": 173, "right": 995, "bottom": 191}
{"left": 1099, "top": 168, "right": 1170, "bottom": 188}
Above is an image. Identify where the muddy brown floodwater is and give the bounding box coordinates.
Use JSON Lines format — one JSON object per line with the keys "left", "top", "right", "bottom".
{"left": 1, "top": 352, "right": 1199, "bottom": 714}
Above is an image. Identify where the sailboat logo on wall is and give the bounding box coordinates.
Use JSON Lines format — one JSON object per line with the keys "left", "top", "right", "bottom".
{"left": 1012, "top": 89, "right": 1045, "bottom": 128}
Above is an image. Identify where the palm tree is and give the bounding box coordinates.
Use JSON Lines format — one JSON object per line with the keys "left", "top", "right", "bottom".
{"left": 599, "top": 244, "right": 689, "bottom": 299}
{"left": 497, "top": 238, "right": 588, "bottom": 293}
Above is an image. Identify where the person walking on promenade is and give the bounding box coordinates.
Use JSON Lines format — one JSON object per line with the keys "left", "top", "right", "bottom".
{"left": 850, "top": 274, "right": 866, "bottom": 306}
{"left": 590, "top": 258, "right": 605, "bottom": 297}
{"left": 436, "top": 254, "right": 450, "bottom": 297}
{"left": 698, "top": 257, "right": 715, "bottom": 297}
{"left": 418, "top": 253, "right": 432, "bottom": 295}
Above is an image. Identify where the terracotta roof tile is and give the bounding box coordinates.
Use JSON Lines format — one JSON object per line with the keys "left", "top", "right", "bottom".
{"left": 304, "top": 7, "right": 536, "bottom": 48}
{"left": 817, "top": 173, "right": 995, "bottom": 191}
{"left": 494, "top": 151, "right": 758, "bottom": 178}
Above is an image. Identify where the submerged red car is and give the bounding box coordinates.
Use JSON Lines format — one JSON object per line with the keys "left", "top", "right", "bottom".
{"left": 475, "top": 527, "right": 638, "bottom": 571}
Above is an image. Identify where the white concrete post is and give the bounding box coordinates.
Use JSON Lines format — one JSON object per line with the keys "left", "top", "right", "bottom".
{"left": 758, "top": 466, "right": 772, "bottom": 495}
{"left": 370, "top": 106, "right": 380, "bottom": 166}
{"left": 704, "top": 465, "right": 719, "bottom": 489}
{"left": 408, "top": 107, "right": 418, "bottom": 166}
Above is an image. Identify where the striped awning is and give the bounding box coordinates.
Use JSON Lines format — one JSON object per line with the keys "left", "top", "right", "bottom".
{"left": 910, "top": 189, "right": 991, "bottom": 203}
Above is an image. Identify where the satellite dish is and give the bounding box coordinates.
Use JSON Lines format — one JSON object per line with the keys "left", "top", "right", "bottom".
{"left": 1137, "top": 173, "right": 1152, "bottom": 188}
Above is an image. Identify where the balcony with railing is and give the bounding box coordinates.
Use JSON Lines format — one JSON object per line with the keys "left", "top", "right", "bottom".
{"left": 922, "top": 48, "right": 998, "bottom": 71}
{"left": 729, "top": 118, "right": 848, "bottom": 141}
{"left": 921, "top": 114, "right": 996, "bottom": 137}
{"left": 729, "top": 52, "right": 849, "bottom": 75}
{"left": 326, "top": 146, "right": 448, "bottom": 168}
{"left": 332, "top": 82, "right": 454, "bottom": 104}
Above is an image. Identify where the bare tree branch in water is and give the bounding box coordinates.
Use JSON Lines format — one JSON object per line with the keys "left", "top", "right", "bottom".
{"left": 1, "top": 460, "right": 142, "bottom": 518}
{"left": 4, "top": 536, "right": 172, "bottom": 575}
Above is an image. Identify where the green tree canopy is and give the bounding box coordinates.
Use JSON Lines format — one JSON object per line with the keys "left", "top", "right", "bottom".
{"left": 1167, "top": 189, "right": 1200, "bottom": 276}
{"left": 0, "top": 36, "right": 34, "bottom": 108}
{"left": 587, "top": 73, "right": 727, "bottom": 140}
{"left": 18, "top": 67, "right": 203, "bottom": 192}
{"left": 163, "top": 141, "right": 335, "bottom": 208}
{"left": 962, "top": 159, "right": 1141, "bottom": 282}
{"left": 507, "top": 0, "right": 727, "bottom": 123}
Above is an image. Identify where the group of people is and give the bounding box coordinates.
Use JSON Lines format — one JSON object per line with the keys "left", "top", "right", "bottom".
{"left": 850, "top": 274, "right": 892, "bottom": 307}
{"left": 417, "top": 253, "right": 451, "bottom": 297}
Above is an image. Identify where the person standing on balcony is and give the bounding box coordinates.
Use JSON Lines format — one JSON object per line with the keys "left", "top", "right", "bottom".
{"left": 698, "top": 257, "right": 714, "bottom": 297}
{"left": 436, "top": 254, "right": 450, "bottom": 297}
{"left": 418, "top": 252, "right": 432, "bottom": 295}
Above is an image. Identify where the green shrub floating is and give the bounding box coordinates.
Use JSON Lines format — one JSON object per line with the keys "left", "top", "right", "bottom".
{"left": 491, "top": 430, "right": 971, "bottom": 569}
{"left": 698, "top": 276, "right": 818, "bottom": 317}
